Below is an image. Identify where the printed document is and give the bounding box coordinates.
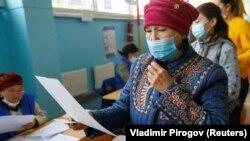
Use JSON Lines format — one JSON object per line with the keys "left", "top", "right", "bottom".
{"left": 36, "top": 76, "right": 115, "bottom": 136}
{"left": 0, "top": 115, "right": 34, "bottom": 133}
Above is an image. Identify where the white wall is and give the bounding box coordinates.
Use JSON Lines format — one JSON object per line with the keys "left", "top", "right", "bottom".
{"left": 243, "top": 0, "right": 250, "bottom": 15}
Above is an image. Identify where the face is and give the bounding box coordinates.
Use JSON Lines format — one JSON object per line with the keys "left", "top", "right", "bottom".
{"left": 0, "top": 85, "right": 24, "bottom": 103}
{"left": 193, "top": 13, "right": 215, "bottom": 34}
{"left": 212, "top": 0, "right": 230, "bottom": 17}
{"left": 145, "top": 26, "right": 184, "bottom": 48}
{"left": 129, "top": 52, "right": 138, "bottom": 58}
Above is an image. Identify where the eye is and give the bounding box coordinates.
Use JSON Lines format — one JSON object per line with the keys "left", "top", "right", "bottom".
{"left": 158, "top": 28, "right": 166, "bottom": 32}
{"left": 145, "top": 29, "right": 152, "bottom": 33}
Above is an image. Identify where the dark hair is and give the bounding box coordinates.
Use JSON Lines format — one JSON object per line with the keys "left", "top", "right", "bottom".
{"left": 220, "top": 0, "right": 246, "bottom": 17}
{"left": 118, "top": 43, "right": 138, "bottom": 58}
{"left": 197, "top": 2, "right": 229, "bottom": 39}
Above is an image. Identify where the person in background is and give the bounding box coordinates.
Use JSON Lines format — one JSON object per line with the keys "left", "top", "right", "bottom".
{"left": 0, "top": 72, "right": 47, "bottom": 140}
{"left": 191, "top": 2, "right": 240, "bottom": 124}
{"left": 69, "top": 0, "right": 229, "bottom": 138}
{"left": 114, "top": 43, "right": 138, "bottom": 89}
{"left": 213, "top": 0, "right": 250, "bottom": 124}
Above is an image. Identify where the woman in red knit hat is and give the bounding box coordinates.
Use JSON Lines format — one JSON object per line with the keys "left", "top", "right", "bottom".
{"left": 68, "top": 0, "right": 229, "bottom": 138}
{"left": 0, "top": 72, "right": 47, "bottom": 140}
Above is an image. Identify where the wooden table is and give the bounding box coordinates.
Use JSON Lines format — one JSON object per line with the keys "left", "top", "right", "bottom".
{"left": 8, "top": 116, "right": 114, "bottom": 141}
{"left": 7, "top": 117, "right": 85, "bottom": 141}
{"left": 102, "top": 89, "right": 122, "bottom": 101}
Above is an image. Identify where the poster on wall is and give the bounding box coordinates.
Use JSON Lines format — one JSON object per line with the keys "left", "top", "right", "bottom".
{"left": 103, "top": 26, "right": 116, "bottom": 58}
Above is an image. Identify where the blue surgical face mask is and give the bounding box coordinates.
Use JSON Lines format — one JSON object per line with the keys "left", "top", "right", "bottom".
{"left": 147, "top": 37, "right": 177, "bottom": 62}
{"left": 191, "top": 23, "right": 208, "bottom": 40}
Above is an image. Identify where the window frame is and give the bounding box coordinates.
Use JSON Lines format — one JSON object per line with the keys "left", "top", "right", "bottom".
{"left": 52, "top": 0, "right": 146, "bottom": 20}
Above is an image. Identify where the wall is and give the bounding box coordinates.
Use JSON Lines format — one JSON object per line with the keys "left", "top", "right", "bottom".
{"left": 243, "top": 0, "right": 250, "bottom": 15}
{"left": 0, "top": 0, "right": 63, "bottom": 119}
{"left": 55, "top": 17, "right": 148, "bottom": 94}
{"left": 0, "top": 0, "right": 148, "bottom": 118}
{"left": 0, "top": 10, "right": 11, "bottom": 72}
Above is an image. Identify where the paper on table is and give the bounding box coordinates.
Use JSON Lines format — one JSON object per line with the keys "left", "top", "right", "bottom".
{"left": 10, "top": 133, "right": 79, "bottom": 141}
{"left": 35, "top": 76, "right": 115, "bottom": 136}
{"left": 0, "top": 115, "right": 35, "bottom": 134}
{"left": 46, "top": 134, "right": 79, "bottom": 141}
{"left": 26, "top": 120, "right": 69, "bottom": 138}
{"left": 112, "top": 135, "right": 126, "bottom": 141}
{"left": 9, "top": 136, "right": 37, "bottom": 141}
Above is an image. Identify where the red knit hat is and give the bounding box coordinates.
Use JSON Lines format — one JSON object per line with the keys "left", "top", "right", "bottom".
{"left": 144, "top": 0, "right": 199, "bottom": 35}
{"left": 0, "top": 72, "right": 23, "bottom": 92}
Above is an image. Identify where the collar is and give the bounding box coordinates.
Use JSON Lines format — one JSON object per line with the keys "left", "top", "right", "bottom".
{"left": 1, "top": 99, "right": 21, "bottom": 111}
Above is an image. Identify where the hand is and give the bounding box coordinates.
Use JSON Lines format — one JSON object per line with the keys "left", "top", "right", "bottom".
{"left": 63, "top": 113, "right": 93, "bottom": 131}
{"left": 62, "top": 114, "right": 73, "bottom": 121}
{"left": 68, "top": 123, "right": 88, "bottom": 130}
{"left": 147, "top": 62, "right": 174, "bottom": 93}
{"left": 22, "top": 119, "right": 36, "bottom": 130}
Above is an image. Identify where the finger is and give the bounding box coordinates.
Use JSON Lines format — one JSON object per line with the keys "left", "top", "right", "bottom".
{"left": 62, "top": 114, "right": 73, "bottom": 121}
{"left": 147, "top": 64, "right": 157, "bottom": 75}
{"left": 147, "top": 65, "right": 153, "bottom": 77}
{"left": 151, "top": 62, "right": 162, "bottom": 69}
{"left": 68, "top": 123, "right": 81, "bottom": 128}
{"left": 68, "top": 123, "right": 76, "bottom": 128}
{"left": 147, "top": 72, "right": 154, "bottom": 84}
{"left": 151, "top": 62, "right": 169, "bottom": 78}
{"left": 23, "top": 124, "right": 32, "bottom": 129}
{"left": 147, "top": 65, "right": 156, "bottom": 82}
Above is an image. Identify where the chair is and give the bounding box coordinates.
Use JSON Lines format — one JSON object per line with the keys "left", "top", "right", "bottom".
{"left": 99, "top": 77, "right": 116, "bottom": 108}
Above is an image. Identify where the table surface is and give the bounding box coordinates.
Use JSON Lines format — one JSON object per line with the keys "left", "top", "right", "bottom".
{"left": 102, "top": 89, "right": 122, "bottom": 101}
{"left": 8, "top": 116, "right": 115, "bottom": 141}
{"left": 7, "top": 116, "right": 85, "bottom": 140}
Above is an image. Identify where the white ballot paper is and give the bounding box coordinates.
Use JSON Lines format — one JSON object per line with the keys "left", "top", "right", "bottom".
{"left": 9, "top": 136, "right": 37, "bottom": 141}
{"left": 10, "top": 133, "right": 79, "bottom": 141}
{"left": 112, "top": 135, "right": 126, "bottom": 141}
{"left": 46, "top": 133, "right": 79, "bottom": 141}
{"left": 26, "top": 120, "right": 69, "bottom": 138}
{"left": 36, "top": 76, "right": 115, "bottom": 136}
{"left": 0, "top": 115, "right": 35, "bottom": 134}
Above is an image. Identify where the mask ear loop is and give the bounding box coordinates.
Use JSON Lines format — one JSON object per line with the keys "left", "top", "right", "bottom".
{"left": 202, "top": 20, "right": 213, "bottom": 33}
{"left": 203, "top": 20, "right": 215, "bottom": 42}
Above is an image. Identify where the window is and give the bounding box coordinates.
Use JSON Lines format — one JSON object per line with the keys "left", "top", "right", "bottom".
{"left": 131, "top": 0, "right": 150, "bottom": 16}
{"left": 52, "top": 0, "right": 93, "bottom": 10}
{"left": 52, "top": 0, "right": 150, "bottom": 19}
{"left": 97, "top": 0, "right": 131, "bottom": 15}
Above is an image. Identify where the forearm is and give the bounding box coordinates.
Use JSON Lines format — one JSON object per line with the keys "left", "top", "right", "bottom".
{"left": 155, "top": 82, "right": 206, "bottom": 125}
{"left": 34, "top": 102, "right": 47, "bottom": 125}
{"left": 85, "top": 104, "right": 129, "bottom": 138}
{"left": 155, "top": 67, "right": 229, "bottom": 125}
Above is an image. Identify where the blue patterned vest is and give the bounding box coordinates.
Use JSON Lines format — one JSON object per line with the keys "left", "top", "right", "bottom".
{"left": 114, "top": 57, "right": 132, "bottom": 89}
{"left": 0, "top": 93, "right": 35, "bottom": 141}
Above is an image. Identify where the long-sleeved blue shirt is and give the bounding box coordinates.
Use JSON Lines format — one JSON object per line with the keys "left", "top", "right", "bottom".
{"left": 87, "top": 46, "right": 229, "bottom": 137}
